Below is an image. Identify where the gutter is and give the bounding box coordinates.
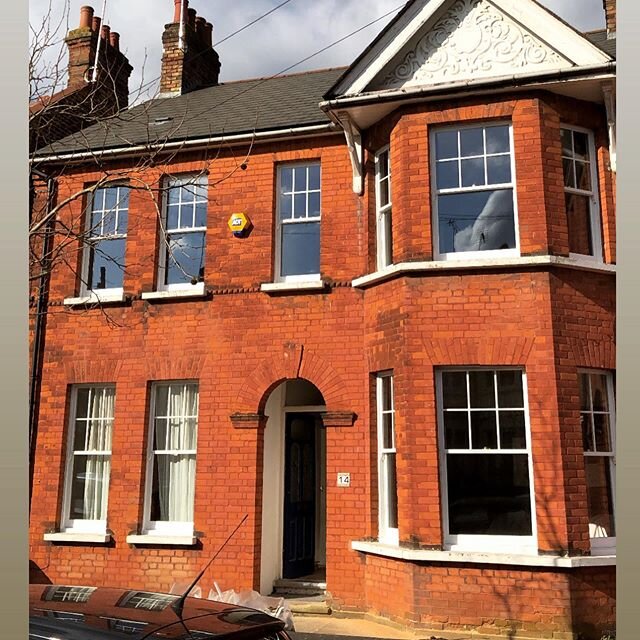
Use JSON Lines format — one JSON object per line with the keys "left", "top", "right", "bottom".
{"left": 31, "top": 123, "right": 341, "bottom": 165}
{"left": 320, "top": 62, "right": 616, "bottom": 111}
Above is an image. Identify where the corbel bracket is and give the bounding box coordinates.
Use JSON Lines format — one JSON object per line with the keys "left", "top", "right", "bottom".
{"left": 602, "top": 81, "right": 616, "bottom": 173}
{"left": 337, "top": 111, "right": 364, "bottom": 195}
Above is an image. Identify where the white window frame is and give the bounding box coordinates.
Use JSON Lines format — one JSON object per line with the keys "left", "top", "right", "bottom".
{"left": 142, "top": 381, "right": 198, "bottom": 537}
{"left": 436, "top": 367, "right": 537, "bottom": 553}
{"left": 376, "top": 372, "right": 399, "bottom": 545}
{"left": 431, "top": 122, "right": 520, "bottom": 261}
{"left": 375, "top": 146, "right": 392, "bottom": 270}
{"left": 157, "top": 175, "right": 208, "bottom": 292}
{"left": 561, "top": 125, "right": 604, "bottom": 262}
{"left": 80, "top": 186, "right": 128, "bottom": 297}
{"left": 579, "top": 369, "right": 616, "bottom": 555}
{"left": 60, "top": 385, "right": 115, "bottom": 534}
{"left": 275, "top": 162, "right": 322, "bottom": 283}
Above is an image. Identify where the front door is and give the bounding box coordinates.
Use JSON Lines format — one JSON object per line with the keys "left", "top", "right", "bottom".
{"left": 283, "top": 413, "right": 316, "bottom": 579}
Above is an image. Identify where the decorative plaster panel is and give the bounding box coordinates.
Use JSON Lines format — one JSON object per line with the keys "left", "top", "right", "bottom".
{"left": 374, "top": 0, "right": 571, "bottom": 90}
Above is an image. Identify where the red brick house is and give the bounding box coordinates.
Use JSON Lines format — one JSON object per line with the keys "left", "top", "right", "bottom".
{"left": 29, "top": 1, "right": 617, "bottom": 638}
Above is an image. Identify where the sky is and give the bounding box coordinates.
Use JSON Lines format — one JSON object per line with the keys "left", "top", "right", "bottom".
{"left": 29, "top": 0, "right": 607, "bottom": 101}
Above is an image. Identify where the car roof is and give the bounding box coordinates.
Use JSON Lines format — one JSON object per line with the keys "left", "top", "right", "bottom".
{"left": 29, "top": 584, "right": 284, "bottom": 639}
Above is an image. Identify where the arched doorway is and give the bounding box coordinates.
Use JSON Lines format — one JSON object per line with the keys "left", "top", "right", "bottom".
{"left": 259, "top": 379, "right": 326, "bottom": 594}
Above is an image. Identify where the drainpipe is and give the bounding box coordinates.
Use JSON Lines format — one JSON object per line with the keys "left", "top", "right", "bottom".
{"left": 29, "top": 168, "right": 56, "bottom": 504}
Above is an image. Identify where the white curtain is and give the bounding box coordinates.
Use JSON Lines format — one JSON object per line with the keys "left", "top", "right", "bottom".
{"left": 82, "top": 387, "right": 114, "bottom": 520}
{"left": 156, "top": 384, "right": 198, "bottom": 522}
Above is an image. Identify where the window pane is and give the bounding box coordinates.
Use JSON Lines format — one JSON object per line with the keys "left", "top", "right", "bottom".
{"left": 499, "top": 411, "right": 527, "bottom": 449}
{"left": 442, "top": 371, "right": 467, "bottom": 408}
{"left": 469, "top": 370, "right": 495, "bottom": 408}
{"left": 379, "top": 178, "right": 390, "bottom": 206}
{"left": 575, "top": 161, "right": 591, "bottom": 191}
{"left": 573, "top": 131, "right": 589, "bottom": 161}
{"left": 68, "top": 454, "right": 110, "bottom": 520}
{"left": 565, "top": 193, "right": 593, "bottom": 255}
{"left": 151, "top": 453, "right": 196, "bottom": 522}
{"left": 561, "top": 129, "right": 573, "bottom": 157}
{"left": 75, "top": 388, "right": 91, "bottom": 419}
{"left": 381, "top": 376, "right": 392, "bottom": 412}
{"left": 447, "top": 453, "right": 532, "bottom": 535}
{"left": 470, "top": 411, "right": 497, "bottom": 449}
{"left": 165, "top": 232, "right": 205, "bottom": 284}
{"left": 384, "top": 453, "right": 398, "bottom": 529}
{"left": 280, "top": 193, "right": 292, "bottom": 220}
{"left": 563, "top": 158, "right": 575, "bottom": 188}
{"left": 281, "top": 222, "right": 320, "bottom": 276}
{"left": 461, "top": 158, "right": 485, "bottom": 188}
{"left": 194, "top": 202, "right": 207, "bottom": 228}
{"left": 89, "top": 238, "right": 125, "bottom": 289}
{"left": 435, "top": 130, "right": 458, "bottom": 159}
{"left": 280, "top": 167, "right": 293, "bottom": 193}
{"left": 294, "top": 167, "right": 307, "bottom": 191}
{"left": 436, "top": 160, "right": 459, "bottom": 190}
{"left": 382, "top": 413, "right": 394, "bottom": 449}
{"left": 444, "top": 411, "right": 469, "bottom": 449}
{"left": 485, "top": 126, "right": 510, "bottom": 154}
{"left": 438, "top": 189, "right": 515, "bottom": 254}
{"left": 308, "top": 191, "right": 321, "bottom": 217}
{"left": 579, "top": 373, "right": 591, "bottom": 411}
{"left": 167, "top": 186, "right": 180, "bottom": 206}
{"left": 585, "top": 457, "right": 615, "bottom": 537}
{"left": 594, "top": 414, "right": 612, "bottom": 452}
{"left": 179, "top": 203, "right": 195, "bottom": 229}
{"left": 378, "top": 151, "right": 389, "bottom": 179}
{"left": 166, "top": 204, "right": 180, "bottom": 230}
{"left": 293, "top": 193, "right": 307, "bottom": 219}
{"left": 101, "top": 207, "right": 117, "bottom": 236}
{"left": 497, "top": 370, "right": 524, "bottom": 407}
{"left": 581, "top": 413, "right": 595, "bottom": 452}
{"left": 590, "top": 374, "right": 609, "bottom": 412}
{"left": 308, "top": 164, "right": 321, "bottom": 191}
{"left": 460, "top": 128, "right": 484, "bottom": 157}
{"left": 487, "top": 155, "right": 511, "bottom": 185}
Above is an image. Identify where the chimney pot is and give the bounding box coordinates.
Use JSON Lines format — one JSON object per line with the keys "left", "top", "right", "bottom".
{"left": 92, "top": 16, "right": 101, "bottom": 33}
{"left": 79, "top": 6, "right": 94, "bottom": 30}
{"left": 109, "top": 32, "right": 120, "bottom": 51}
{"left": 173, "top": 0, "right": 187, "bottom": 24}
{"left": 101, "top": 25, "right": 110, "bottom": 40}
{"left": 204, "top": 22, "right": 213, "bottom": 47}
{"left": 187, "top": 8, "right": 197, "bottom": 29}
{"left": 195, "top": 16, "right": 206, "bottom": 42}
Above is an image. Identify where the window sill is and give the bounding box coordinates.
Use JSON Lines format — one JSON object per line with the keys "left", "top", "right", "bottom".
{"left": 352, "top": 256, "right": 616, "bottom": 289}
{"left": 63, "top": 291, "right": 126, "bottom": 306}
{"left": 126, "top": 534, "right": 197, "bottom": 546}
{"left": 260, "top": 280, "right": 326, "bottom": 294}
{"left": 141, "top": 284, "right": 206, "bottom": 301}
{"left": 44, "top": 532, "right": 112, "bottom": 544}
{"left": 351, "top": 540, "right": 616, "bottom": 568}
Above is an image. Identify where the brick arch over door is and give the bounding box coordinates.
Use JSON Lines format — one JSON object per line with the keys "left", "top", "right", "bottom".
{"left": 233, "top": 343, "right": 350, "bottom": 415}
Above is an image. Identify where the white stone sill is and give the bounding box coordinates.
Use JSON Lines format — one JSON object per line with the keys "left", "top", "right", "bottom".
{"left": 352, "top": 256, "right": 616, "bottom": 288}
{"left": 44, "top": 532, "right": 111, "bottom": 544}
{"left": 63, "top": 292, "right": 126, "bottom": 306}
{"left": 260, "top": 280, "right": 326, "bottom": 293}
{"left": 126, "top": 534, "right": 197, "bottom": 546}
{"left": 141, "top": 284, "right": 206, "bottom": 301}
{"left": 351, "top": 540, "right": 616, "bottom": 568}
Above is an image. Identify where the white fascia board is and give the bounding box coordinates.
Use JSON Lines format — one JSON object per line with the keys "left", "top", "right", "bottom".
{"left": 491, "top": 0, "right": 612, "bottom": 65}
{"left": 334, "top": 0, "right": 451, "bottom": 97}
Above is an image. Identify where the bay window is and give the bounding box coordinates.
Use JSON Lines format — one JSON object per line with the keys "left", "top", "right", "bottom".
{"left": 375, "top": 147, "right": 392, "bottom": 269}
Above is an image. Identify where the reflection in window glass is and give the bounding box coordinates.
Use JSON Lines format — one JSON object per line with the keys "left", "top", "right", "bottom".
{"left": 118, "top": 591, "right": 179, "bottom": 611}
{"left": 43, "top": 586, "right": 96, "bottom": 603}
{"left": 439, "top": 369, "right": 533, "bottom": 539}
{"left": 433, "top": 124, "right": 516, "bottom": 257}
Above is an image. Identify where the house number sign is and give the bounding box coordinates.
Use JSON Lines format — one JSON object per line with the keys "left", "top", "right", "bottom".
{"left": 337, "top": 472, "right": 351, "bottom": 487}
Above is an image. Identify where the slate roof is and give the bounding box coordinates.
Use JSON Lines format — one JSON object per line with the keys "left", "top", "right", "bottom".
{"left": 35, "top": 67, "right": 346, "bottom": 157}
{"left": 584, "top": 29, "right": 617, "bottom": 58}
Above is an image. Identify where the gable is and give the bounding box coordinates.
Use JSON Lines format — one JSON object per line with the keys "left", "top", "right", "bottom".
{"left": 369, "top": 0, "right": 571, "bottom": 91}
{"left": 328, "top": 0, "right": 612, "bottom": 99}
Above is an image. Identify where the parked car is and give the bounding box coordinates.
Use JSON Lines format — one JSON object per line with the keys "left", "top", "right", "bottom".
{"left": 29, "top": 584, "right": 292, "bottom": 639}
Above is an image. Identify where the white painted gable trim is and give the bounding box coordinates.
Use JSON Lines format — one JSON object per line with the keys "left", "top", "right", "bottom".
{"left": 333, "top": 0, "right": 612, "bottom": 98}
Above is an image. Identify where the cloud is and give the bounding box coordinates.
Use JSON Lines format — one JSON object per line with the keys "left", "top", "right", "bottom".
{"left": 29, "top": 0, "right": 606, "bottom": 100}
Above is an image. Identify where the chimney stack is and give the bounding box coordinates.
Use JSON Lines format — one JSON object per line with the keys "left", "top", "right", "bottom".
{"left": 603, "top": 0, "right": 616, "bottom": 38}
{"left": 160, "top": 0, "right": 221, "bottom": 97}
{"left": 65, "top": 5, "right": 133, "bottom": 108}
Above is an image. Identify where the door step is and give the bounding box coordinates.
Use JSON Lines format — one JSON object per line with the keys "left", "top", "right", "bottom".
{"left": 272, "top": 577, "right": 327, "bottom": 597}
{"left": 282, "top": 594, "right": 331, "bottom": 615}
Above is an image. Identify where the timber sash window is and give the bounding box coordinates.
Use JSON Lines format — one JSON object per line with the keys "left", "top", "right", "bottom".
{"left": 159, "top": 176, "right": 207, "bottom": 289}
{"left": 82, "top": 186, "right": 128, "bottom": 295}
{"left": 276, "top": 163, "right": 321, "bottom": 281}
{"left": 432, "top": 123, "right": 518, "bottom": 259}
{"left": 376, "top": 372, "right": 398, "bottom": 545}
{"left": 561, "top": 127, "right": 603, "bottom": 259}
{"left": 579, "top": 370, "right": 616, "bottom": 553}
{"left": 375, "top": 147, "right": 392, "bottom": 269}
{"left": 437, "top": 368, "right": 535, "bottom": 551}
{"left": 144, "top": 382, "right": 198, "bottom": 536}
{"left": 62, "top": 385, "right": 115, "bottom": 533}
